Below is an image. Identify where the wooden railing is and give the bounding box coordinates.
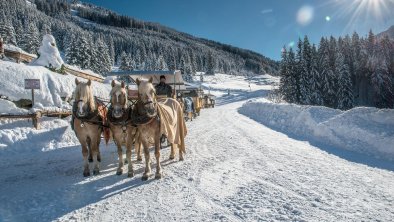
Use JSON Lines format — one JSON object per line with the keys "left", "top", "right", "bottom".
{"left": 64, "top": 65, "right": 105, "bottom": 83}
{"left": 0, "top": 110, "right": 72, "bottom": 129}
{"left": 4, "top": 49, "right": 37, "bottom": 63}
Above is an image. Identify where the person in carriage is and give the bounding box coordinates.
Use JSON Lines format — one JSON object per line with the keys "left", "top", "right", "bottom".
{"left": 155, "top": 75, "right": 173, "bottom": 98}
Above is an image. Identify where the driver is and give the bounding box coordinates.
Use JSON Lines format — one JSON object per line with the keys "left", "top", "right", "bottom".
{"left": 155, "top": 75, "right": 173, "bottom": 98}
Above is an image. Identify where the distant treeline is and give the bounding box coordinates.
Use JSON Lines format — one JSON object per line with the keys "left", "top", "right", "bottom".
{"left": 279, "top": 31, "right": 394, "bottom": 109}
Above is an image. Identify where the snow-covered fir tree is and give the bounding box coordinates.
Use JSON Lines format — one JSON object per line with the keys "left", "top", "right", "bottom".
{"left": 156, "top": 55, "right": 168, "bottom": 71}
{"left": 20, "top": 22, "right": 40, "bottom": 54}
{"left": 336, "top": 51, "right": 353, "bottom": 110}
{"left": 0, "top": 13, "right": 17, "bottom": 46}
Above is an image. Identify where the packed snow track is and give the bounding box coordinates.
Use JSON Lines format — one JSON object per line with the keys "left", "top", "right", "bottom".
{"left": 1, "top": 82, "right": 394, "bottom": 221}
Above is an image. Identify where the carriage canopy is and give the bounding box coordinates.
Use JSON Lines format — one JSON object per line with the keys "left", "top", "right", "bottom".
{"left": 107, "top": 70, "right": 186, "bottom": 91}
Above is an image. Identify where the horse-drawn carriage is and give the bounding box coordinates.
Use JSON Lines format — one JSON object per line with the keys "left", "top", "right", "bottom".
{"left": 176, "top": 83, "right": 204, "bottom": 120}
{"left": 203, "top": 94, "right": 216, "bottom": 108}
{"left": 71, "top": 70, "right": 188, "bottom": 180}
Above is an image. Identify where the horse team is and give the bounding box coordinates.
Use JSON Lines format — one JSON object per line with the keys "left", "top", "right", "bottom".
{"left": 73, "top": 78, "right": 187, "bottom": 181}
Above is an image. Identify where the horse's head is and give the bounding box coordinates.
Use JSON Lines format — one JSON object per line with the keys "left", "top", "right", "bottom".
{"left": 136, "top": 77, "right": 157, "bottom": 117}
{"left": 74, "top": 78, "right": 95, "bottom": 117}
{"left": 110, "top": 80, "right": 127, "bottom": 119}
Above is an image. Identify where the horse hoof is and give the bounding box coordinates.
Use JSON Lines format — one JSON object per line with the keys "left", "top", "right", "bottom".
{"left": 127, "top": 172, "right": 134, "bottom": 178}
{"left": 97, "top": 155, "right": 102, "bottom": 162}
{"left": 169, "top": 156, "right": 175, "bottom": 160}
{"left": 141, "top": 175, "right": 149, "bottom": 181}
{"left": 83, "top": 171, "right": 90, "bottom": 177}
{"left": 155, "top": 173, "right": 162, "bottom": 179}
{"left": 179, "top": 156, "right": 184, "bottom": 161}
{"left": 88, "top": 157, "right": 93, "bottom": 163}
{"left": 93, "top": 169, "right": 100, "bottom": 175}
{"left": 124, "top": 159, "right": 128, "bottom": 164}
{"left": 116, "top": 169, "right": 123, "bottom": 175}
{"left": 137, "top": 157, "right": 143, "bottom": 162}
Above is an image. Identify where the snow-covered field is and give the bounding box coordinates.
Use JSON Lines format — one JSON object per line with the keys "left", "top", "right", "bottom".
{"left": 0, "top": 70, "right": 394, "bottom": 221}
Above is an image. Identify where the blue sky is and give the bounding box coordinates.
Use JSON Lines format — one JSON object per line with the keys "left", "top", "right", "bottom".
{"left": 81, "top": 0, "right": 394, "bottom": 60}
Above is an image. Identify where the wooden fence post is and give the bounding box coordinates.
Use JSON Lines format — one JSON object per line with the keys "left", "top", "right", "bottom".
{"left": 32, "top": 111, "right": 41, "bottom": 130}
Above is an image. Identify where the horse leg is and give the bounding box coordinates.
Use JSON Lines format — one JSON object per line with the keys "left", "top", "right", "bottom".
{"left": 126, "top": 134, "right": 134, "bottom": 178}
{"left": 169, "top": 143, "right": 175, "bottom": 160}
{"left": 116, "top": 142, "right": 123, "bottom": 175}
{"left": 179, "top": 143, "right": 184, "bottom": 161}
{"left": 81, "top": 141, "right": 90, "bottom": 177}
{"left": 154, "top": 132, "right": 162, "bottom": 179}
{"left": 135, "top": 139, "right": 142, "bottom": 161}
{"left": 96, "top": 135, "right": 101, "bottom": 162}
{"left": 141, "top": 139, "right": 152, "bottom": 181}
{"left": 88, "top": 143, "right": 93, "bottom": 163}
{"left": 135, "top": 131, "right": 143, "bottom": 161}
{"left": 92, "top": 135, "right": 100, "bottom": 175}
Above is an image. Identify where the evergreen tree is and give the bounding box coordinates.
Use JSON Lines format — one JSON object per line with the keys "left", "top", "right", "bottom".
{"left": 20, "top": 22, "right": 40, "bottom": 54}
{"left": 336, "top": 51, "right": 354, "bottom": 110}
{"left": 299, "top": 36, "right": 313, "bottom": 105}
{"left": 286, "top": 48, "right": 298, "bottom": 103}
{"left": 0, "top": 13, "right": 17, "bottom": 45}
{"left": 310, "top": 44, "right": 323, "bottom": 105}
{"left": 320, "top": 40, "right": 336, "bottom": 107}
{"left": 96, "top": 36, "right": 112, "bottom": 75}
{"left": 156, "top": 55, "right": 168, "bottom": 71}
{"left": 206, "top": 51, "right": 215, "bottom": 75}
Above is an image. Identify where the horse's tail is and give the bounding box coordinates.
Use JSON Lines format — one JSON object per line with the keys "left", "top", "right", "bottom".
{"left": 103, "top": 127, "right": 111, "bottom": 145}
{"left": 98, "top": 102, "right": 111, "bottom": 146}
{"left": 178, "top": 101, "right": 187, "bottom": 154}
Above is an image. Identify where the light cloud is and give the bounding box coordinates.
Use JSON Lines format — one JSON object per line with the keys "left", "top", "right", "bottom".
{"left": 261, "top": 9, "right": 273, "bottom": 14}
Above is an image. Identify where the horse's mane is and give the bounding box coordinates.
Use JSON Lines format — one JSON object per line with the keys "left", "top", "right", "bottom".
{"left": 138, "top": 78, "right": 156, "bottom": 96}
{"left": 74, "top": 83, "right": 96, "bottom": 111}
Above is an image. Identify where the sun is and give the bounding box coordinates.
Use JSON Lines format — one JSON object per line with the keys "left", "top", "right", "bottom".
{"left": 326, "top": 0, "right": 394, "bottom": 31}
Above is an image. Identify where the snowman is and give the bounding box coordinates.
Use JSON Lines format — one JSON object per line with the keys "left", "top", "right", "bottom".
{"left": 31, "top": 34, "right": 64, "bottom": 70}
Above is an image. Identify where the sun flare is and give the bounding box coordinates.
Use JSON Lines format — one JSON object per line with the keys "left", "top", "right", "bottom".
{"left": 328, "top": 0, "right": 394, "bottom": 31}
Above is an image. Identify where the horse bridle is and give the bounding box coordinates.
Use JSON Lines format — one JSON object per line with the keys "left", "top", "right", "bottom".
{"left": 73, "top": 98, "right": 107, "bottom": 128}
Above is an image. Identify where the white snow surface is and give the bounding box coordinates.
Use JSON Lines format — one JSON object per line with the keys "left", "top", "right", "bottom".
{"left": 239, "top": 101, "right": 394, "bottom": 161}
{"left": 0, "top": 61, "right": 111, "bottom": 109}
{"left": 30, "top": 34, "right": 64, "bottom": 69}
{"left": 0, "top": 99, "right": 28, "bottom": 114}
{"left": 0, "top": 73, "right": 393, "bottom": 221}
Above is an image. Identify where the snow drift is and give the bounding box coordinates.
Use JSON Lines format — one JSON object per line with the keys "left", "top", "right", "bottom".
{"left": 0, "top": 61, "right": 111, "bottom": 109}
{"left": 239, "top": 101, "right": 394, "bottom": 161}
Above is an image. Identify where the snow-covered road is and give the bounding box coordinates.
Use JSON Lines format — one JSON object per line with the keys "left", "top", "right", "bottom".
{"left": 1, "top": 89, "right": 394, "bottom": 221}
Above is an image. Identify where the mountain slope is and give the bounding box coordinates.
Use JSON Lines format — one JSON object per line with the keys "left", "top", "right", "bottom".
{"left": 0, "top": 0, "right": 279, "bottom": 77}
{"left": 377, "top": 25, "right": 394, "bottom": 40}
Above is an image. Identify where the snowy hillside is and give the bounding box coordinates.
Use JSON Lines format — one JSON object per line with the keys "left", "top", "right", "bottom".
{"left": 0, "top": 61, "right": 111, "bottom": 110}
{"left": 0, "top": 72, "right": 394, "bottom": 221}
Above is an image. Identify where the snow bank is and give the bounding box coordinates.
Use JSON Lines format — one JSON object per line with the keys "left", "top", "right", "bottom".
{"left": 0, "top": 61, "right": 111, "bottom": 109}
{"left": 0, "top": 99, "right": 28, "bottom": 114}
{"left": 0, "top": 117, "right": 78, "bottom": 152}
{"left": 30, "top": 34, "right": 64, "bottom": 69}
{"left": 239, "top": 101, "right": 394, "bottom": 161}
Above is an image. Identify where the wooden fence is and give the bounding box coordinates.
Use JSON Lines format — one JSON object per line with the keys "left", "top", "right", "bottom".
{"left": 0, "top": 110, "right": 72, "bottom": 129}
{"left": 64, "top": 65, "right": 105, "bottom": 83}
{"left": 4, "top": 49, "right": 37, "bottom": 63}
